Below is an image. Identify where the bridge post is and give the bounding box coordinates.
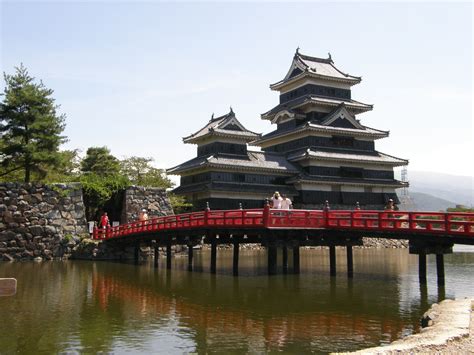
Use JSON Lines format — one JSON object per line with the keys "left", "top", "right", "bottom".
{"left": 436, "top": 254, "right": 445, "bottom": 286}
{"left": 293, "top": 243, "right": 300, "bottom": 274}
{"left": 166, "top": 241, "right": 172, "bottom": 270}
{"left": 282, "top": 245, "right": 288, "bottom": 273}
{"left": 418, "top": 252, "right": 427, "bottom": 284}
{"left": 233, "top": 240, "right": 239, "bottom": 276}
{"left": 263, "top": 200, "right": 271, "bottom": 228}
{"left": 346, "top": 245, "right": 353, "bottom": 278}
{"left": 153, "top": 241, "right": 159, "bottom": 268}
{"left": 267, "top": 243, "right": 277, "bottom": 275}
{"left": 210, "top": 237, "right": 217, "bottom": 274}
{"left": 329, "top": 245, "right": 336, "bottom": 276}
{"left": 187, "top": 243, "right": 193, "bottom": 272}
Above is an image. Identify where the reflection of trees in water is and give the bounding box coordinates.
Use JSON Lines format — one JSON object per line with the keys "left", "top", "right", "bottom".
{"left": 2, "top": 248, "right": 466, "bottom": 353}
{"left": 89, "top": 260, "right": 415, "bottom": 353}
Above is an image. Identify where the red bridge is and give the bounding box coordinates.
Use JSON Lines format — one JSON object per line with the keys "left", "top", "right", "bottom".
{"left": 92, "top": 206, "right": 474, "bottom": 284}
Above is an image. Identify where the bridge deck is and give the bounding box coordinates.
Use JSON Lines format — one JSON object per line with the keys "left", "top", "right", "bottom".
{"left": 93, "top": 208, "right": 474, "bottom": 244}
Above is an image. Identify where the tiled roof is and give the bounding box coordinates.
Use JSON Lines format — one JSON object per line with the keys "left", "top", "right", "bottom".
{"left": 261, "top": 95, "right": 372, "bottom": 120}
{"left": 286, "top": 174, "right": 407, "bottom": 187}
{"left": 297, "top": 52, "right": 361, "bottom": 81}
{"left": 270, "top": 51, "right": 361, "bottom": 88}
{"left": 287, "top": 148, "right": 408, "bottom": 166}
{"left": 254, "top": 121, "right": 388, "bottom": 145}
{"left": 167, "top": 151, "right": 301, "bottom": 175}
{"left": 173, "top": 181, "right": 297, "bottom": 195}
{"left": 183, "top": 108, "right": 260, "bottom": 144}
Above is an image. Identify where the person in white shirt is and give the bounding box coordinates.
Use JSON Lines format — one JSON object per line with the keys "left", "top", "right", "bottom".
{"left": 281, "top": 194, "right": 293, "bottom": 210}
{"left": 271, "top": 191, "right": 283, "bottom": 209}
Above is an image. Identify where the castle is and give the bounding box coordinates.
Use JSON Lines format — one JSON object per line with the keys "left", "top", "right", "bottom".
{"left": 168, "top": 50, "right": 408, "bottom": 210}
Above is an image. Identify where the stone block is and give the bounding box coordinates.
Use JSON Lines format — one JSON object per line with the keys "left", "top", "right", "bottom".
{"left": 44, "top": 226, "right": 57, "bottom": 235}
{"left": 0, "top": 230, "right": 16, "bottom": 242}
{"left": 45, "top": 210, "right": 61, "bottom": 219}
{"left": 29, "top": 225, "right": 44, "bottom": 236}
{"left": 2, "top": 253, "right": 14, "bottom": 261}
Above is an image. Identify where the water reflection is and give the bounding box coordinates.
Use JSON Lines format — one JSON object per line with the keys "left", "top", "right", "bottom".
{"left": 0, "top": 249, "right": 473, "bottom": 353}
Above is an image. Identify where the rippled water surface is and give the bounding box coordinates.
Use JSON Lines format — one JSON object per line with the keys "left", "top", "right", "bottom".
{"left": 1, "top": 248, "right": 473, "bottom": 353}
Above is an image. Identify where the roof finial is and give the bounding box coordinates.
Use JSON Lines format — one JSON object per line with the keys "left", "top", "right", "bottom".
{"left": 211, "top": 112, "right": 214, "bottom": 119}
{"left": 328, "top": 52, "right": 332, "bottom": 62}
{"left": 229, "top": 106, "right": 234, "bottom": 114}
{"left": 296, "top": 46, "right": 300, "bottom": 54}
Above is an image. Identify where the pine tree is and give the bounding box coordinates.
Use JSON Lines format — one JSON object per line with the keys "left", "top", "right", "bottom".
{"left": 81, "top": 146, "right": 121, "bottom": 177}
{"left": 0, "top": 64, "right": 66, "bottom": 182}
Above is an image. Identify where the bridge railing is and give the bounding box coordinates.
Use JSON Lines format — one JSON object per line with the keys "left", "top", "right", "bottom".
{"left": 92, "top": 208, "right": 474, "bottom": 240}
{"left": 266, "top": 209, "right": 326, "bottom": 228}
{"left": 325, "top": 210, "right": 474, "bottom": 235}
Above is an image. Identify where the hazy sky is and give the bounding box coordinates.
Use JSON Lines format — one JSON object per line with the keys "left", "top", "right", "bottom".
{"left": 1, "top": 1, "right": 472, "bottom": 179}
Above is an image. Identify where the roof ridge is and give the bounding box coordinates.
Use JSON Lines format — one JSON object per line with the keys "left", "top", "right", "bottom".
{"left": 296, "top": 51, "right": 333, "bottom": 64}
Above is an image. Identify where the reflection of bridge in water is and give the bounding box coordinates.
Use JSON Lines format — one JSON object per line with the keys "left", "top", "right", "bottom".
{"left": 91, "top": 262, "right": 421, "bottom": 353}
{"left": 93, "top": 206, "right": 474, "bottom": 286}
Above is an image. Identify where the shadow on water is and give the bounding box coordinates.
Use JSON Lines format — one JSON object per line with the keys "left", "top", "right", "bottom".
{"left": 0, "top": 248, "right": 473, "bottom": 353}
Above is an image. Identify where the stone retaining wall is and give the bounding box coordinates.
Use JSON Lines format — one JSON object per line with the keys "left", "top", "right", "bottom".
{"left": 0, "top": 183, "right": 88, "bottom": 261}
{"left": 121, "top": 186, "right": 174, "bottom": 223}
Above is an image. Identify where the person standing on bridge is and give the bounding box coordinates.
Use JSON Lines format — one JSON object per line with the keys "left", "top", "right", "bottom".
{"left": 99, "top": 212, "right": 110, "bottom": 237}
{"left": 281, "top": 194, "right": 293, "bottom": 210}
{"left": 138, "top": 209, "right": 149, "bottom": 222}
{"left": 271, "top": 191, "right": 283, "bottom": 209}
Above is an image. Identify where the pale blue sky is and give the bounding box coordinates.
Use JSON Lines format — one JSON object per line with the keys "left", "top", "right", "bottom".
{"left": 1, "top": 1, "right": 472, "bottom": 179}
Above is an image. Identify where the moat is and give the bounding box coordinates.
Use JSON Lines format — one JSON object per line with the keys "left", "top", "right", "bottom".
{"left": 1, "top": 248, "right": 473, "bottom": 353}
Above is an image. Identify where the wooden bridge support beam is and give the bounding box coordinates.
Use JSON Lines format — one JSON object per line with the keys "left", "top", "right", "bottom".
{"left": 233, "top": 241, "right": 239, "bottom": 276}
{"left": 187, "top": 244, "right": 193, "bottom": 272}
{"left": 134, "top": 243, "right": 140, "bottom": 265}
{"left": 418, "top": 252, "right": 427, "bottom": 285}
{"left": 293, "top": 244, "right": 300, "bottom": 274}
{"left": 282, "top": 246, "right": 288, "bottom": 274}
{"left": 329, "top": 246, "right": 336, "bottom": 277}
{"left": 153, "top": 242, "right": 159, "bottom": 268}
{"left": 267, "top": 244, "right": 277, "bottom": 275}
{"left": 436, "top": 254, "right": 445, "bottom": 286}
{"left": 210, "top": 239, "right": 217, "bottom": 274}
{"left": 166, "top": 242, "right": 172, "bottom": 270}
{"left": 347, "top": 245, "right": 353, "bottom": 278}
{"left": 410, "top": 241, "right": 453, "bottom": 287}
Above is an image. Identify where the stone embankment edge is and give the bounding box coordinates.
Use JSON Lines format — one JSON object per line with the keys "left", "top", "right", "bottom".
{"left": 335, "top": 298, "right": 473, "bottom": 355}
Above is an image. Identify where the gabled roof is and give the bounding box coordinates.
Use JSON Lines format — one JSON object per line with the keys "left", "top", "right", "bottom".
{"left": 261, "top": 95, "right": 373, "bottom": 121}
{"left": 183, "top": 108, "right": 260, "bottom": 144}
{"left": 167, "top": 151, "right": 301, "bottom": 175}
{"left": 270, "top": 49, "right": 362, "bottom": 90}
{"left": 287, "top": 148, "right": 408, "bottom": 167}
{"left": 321, "top": 103, "right": 363, "bottom": 129}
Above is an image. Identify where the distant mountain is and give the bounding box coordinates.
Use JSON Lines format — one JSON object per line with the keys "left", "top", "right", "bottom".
{"left": 401, "top": 170, "right": 473, "bottom": 208}
{"left": 398, "top": 191, "right": 457, "bottom": 212}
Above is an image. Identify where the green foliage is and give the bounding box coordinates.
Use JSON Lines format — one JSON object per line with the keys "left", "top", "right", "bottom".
{"left": 168, "top": 193, "right": 192, "bottom": 214}
{"left": 81, "top": 146, "right": 120, "bottom": 177}
{"left": 80, "top": 173, "right": 130, "bottom": 221}
{"left": 447, "top": 207, "right": 474, "bottom": 213}
{"left": 0, "top": 64, "right": 67, "bottom": 182}
{"left": 120, "top": 156, "right": 173, "bottom": 188}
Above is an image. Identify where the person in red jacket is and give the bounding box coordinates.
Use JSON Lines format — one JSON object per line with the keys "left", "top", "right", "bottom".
{"left": 100, "top": 212, "right": 110, "bottom": 229}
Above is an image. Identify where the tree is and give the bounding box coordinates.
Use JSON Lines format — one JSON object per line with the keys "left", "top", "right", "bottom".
{"left": 81, "top": 146, "right": 120, "bottom": 177}
{"left": 120, "top": 156, "right": 173, "bottom": 188}
{"left": 43, "top": 149, "right": 81, "bottom": 183}
{"left": 0, "top": 64, "right": 67, "bottom": 182}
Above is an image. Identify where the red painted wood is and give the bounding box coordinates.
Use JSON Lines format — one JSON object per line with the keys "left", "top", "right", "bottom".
{"left": 92, "top": 209, "right": 474, "bottom": 241}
